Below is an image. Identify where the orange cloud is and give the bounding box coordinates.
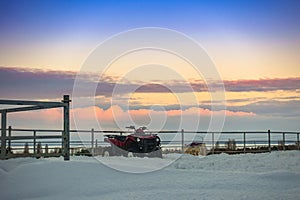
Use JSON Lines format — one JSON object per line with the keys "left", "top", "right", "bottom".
{"left": 10, "top": 108, "right": 62, "bottom": 123}
{"left": 7, "top": 105, "right": 255, "bottom": 129}
{"left": 72, "top": 106, "right": 255, "bottom": 123}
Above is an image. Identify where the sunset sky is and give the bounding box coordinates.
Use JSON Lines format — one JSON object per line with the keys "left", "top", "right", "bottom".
{"left": 0, "top": 0, "right": 299, "bottom": 131}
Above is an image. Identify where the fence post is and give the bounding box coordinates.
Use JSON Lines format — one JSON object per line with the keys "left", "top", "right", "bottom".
{"left": 91, "top": 128, "right": 94, "bottom": 156}
{"left": 45, "top": 144, "right": 49, "bottom": 154}
{"left": 268, "top": 129, "right": 271, "bottom": 152}
{"left": 62, "top": 95, "right": 71, "bottom": 161}
{"left": 37, "top": 142, "right": 42, "bottom": 156}
{"left": 181, "top": 129, "right": 184, "bottom": 154}
{"left": 1, "top": 111, "right": 7, "bottom": 159}
{"left": 212, "top": 132, "right": 215, "bottom": 154}
{"left": 297, "top": 133, "right": 299, "bottom": 150}
{"left": 8, "top": 126, "right": 11, "bottom": 154}
{"left": 282, "top": 132, "right": 285, "bottom": 151}
{"left": 33, "top": 130, "right": 36, "bottom": 154}
{"left": 243, "top": 132, "right": 246, "bottom": 154}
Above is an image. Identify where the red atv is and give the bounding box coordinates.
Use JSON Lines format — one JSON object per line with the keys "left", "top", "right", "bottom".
{"left": 103, "top": 126, "right": 162, "bottom": 158}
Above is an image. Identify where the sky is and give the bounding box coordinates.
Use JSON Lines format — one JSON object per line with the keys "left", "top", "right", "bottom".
{"left": 0, "top": 0, "right": 300, "bottom": 131}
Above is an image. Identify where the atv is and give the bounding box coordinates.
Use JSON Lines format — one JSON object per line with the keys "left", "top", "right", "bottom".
{"left": 102, "top": 126, "right": 162, "bottom": 158}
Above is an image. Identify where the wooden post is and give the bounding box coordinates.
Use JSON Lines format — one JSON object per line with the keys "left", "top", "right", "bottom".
{"left": 37, "top": 142, "right": 42, "bottom": 156}
{"left": 243, "top": 132, "right": 246, "bottom": 154}
{"left": 62, "top": 95, "right": 71, "bottom": 161}
{"left": 282, "top": 132, "right": 285, "bottom": 151}
{"left": 33, "top": 130, "right": 36, "bottom": 154}
{"left": 268, "top": 129, "right": 271, "bottom": 152}
{"left": 91, "top": 128, "right": 94, "bottom": 156}
{"left": 45, "top": 144, "right": 49, "bottom": 154}
{"left": 24, "top": 142, "right": 29, "bottom": 154}
{"left": 181, "top": 129, "right": 184, "bottom": 154}
{"left": 61, "top": 131, "right": 64, "bottom": 155}
{"left": 1, "top": 111, "right": 7, "bottom": 159}
{"left": 297, "top": 133, "right": 299, "bottom": 150}
{"left": 8, "top": 126, "right": 11, "bottom": 154}
{"left": 211, "top": 133, "right": 215, "bottom": 154}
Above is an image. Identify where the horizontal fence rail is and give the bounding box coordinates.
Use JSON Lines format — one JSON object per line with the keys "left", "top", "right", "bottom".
{"left": 1, "top": 128, "right": 299, "bottom": 159}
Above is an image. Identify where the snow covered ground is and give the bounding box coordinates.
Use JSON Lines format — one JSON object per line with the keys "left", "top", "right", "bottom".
{"left": 0, "top": 151, "right": 299, "bottom": 200}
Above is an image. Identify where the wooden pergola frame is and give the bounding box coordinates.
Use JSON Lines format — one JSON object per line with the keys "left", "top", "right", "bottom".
{"left": 0, "top": 95, "right": 71, "bottom": 160}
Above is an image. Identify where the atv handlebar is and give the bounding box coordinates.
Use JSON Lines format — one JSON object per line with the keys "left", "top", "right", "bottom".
{"left": 125, "top": 126, "right": 136, "bottom": 130}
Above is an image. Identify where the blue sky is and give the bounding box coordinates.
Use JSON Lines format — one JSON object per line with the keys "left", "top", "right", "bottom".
{"left": 1, "top": 0, "right": 300, "bottom": 44}
{"left": 1, "top": 0, "right": 300, "bottom": 77}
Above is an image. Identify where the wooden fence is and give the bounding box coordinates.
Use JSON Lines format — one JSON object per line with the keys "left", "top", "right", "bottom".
{"left": 0, "top": 95, "right": 71, "bottom": 160}
{"left": 1, "top": 128, "right": 299, "bottom": 159}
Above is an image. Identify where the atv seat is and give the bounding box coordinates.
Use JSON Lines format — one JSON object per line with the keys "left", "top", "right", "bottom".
{"left": 114, "top": 135, "right": 127, "bottom": 142}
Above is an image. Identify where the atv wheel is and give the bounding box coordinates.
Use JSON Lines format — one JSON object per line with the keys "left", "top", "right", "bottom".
{"left": 127, "top": 151, "right": 134, "bottom": 157}
{"left": 127, "top": 148, "right": 137, "bottom": 157}
{"left": 103, "top": 151, "right": 110, "bottom": 157}
{"left": 102, "top": 147, "right": 111, "bottom": 157}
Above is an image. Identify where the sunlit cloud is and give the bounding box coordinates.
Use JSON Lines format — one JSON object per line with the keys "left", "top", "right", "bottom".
{"left": 1, "top": 67, "right": 299, "bottom": 124}
{"left": 72, "top": 106, "right": 255, "bottom": 123}
{"left": 223, "top": 78, "right": 300, "bottom": 92}
{"left": 1, "top": 67, "right": 299, "bottom": 99}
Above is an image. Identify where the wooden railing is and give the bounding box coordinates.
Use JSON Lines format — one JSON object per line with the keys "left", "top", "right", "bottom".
{"left": 1, "top": 128, "right": 299, "bottom": 159}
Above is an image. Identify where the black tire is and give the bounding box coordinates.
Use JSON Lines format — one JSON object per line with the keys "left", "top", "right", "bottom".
{"left": 127, "top": 150, "right": 134, "bottom": 157}
{"left": 102, "top": 147, "right": 112, "bottom": 157}
{"left": 127, "top": 148, "right": 138, "bottom": 157}
{"left": 125, "top": 142, "right": 139, "bottom": 157}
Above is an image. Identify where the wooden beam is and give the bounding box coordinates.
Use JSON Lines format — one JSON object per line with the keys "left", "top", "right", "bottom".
{"left": 0, "top": 104, "right": 63, "bottom": 113}
{"left": 6, "top": 135, "right": 62, "bottom": 140}
{"left": 0, "top": 99, "right": 64, "bottom": 107}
